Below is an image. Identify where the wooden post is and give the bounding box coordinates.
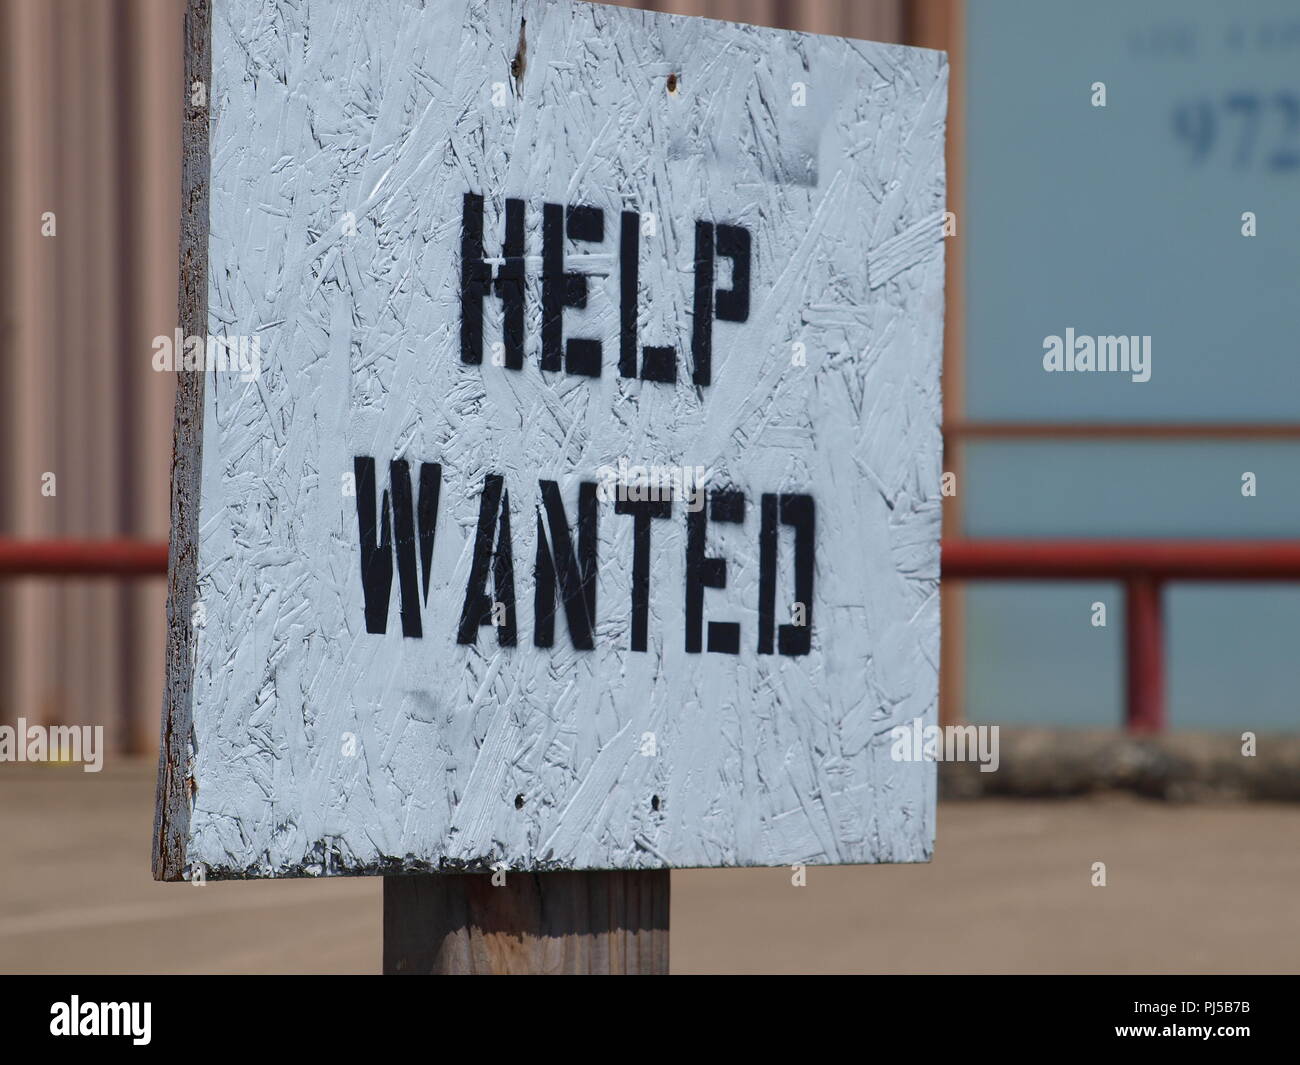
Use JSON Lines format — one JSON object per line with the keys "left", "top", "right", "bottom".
{"left": 383, "top": 870, "right": 669, "bottom": 975}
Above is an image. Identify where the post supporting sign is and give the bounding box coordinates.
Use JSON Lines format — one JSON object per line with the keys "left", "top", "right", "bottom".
{"left": 156, "top": 0, "right": 947, "bottom": 974}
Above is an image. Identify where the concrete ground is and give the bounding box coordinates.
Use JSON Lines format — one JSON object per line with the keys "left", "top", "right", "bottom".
{"left": 1, "top": 760, "right": 1296, "bottom": 974}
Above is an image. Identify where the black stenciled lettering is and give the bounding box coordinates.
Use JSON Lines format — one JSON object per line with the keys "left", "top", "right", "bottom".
{"left": 458, "top": 473, "right": 517, "bottom": 646}
{"left": 686, "top": 488, "right": 744, "bottom": 654}
{"left": 534, "top": 480, "right": 598, "bottom": 650}
{"left": 542, "top": 202, "right": 603, "bottom": 376}
{"left": 690, "top": 221, "right": 751, "bottom": 386}
{"left": 690, "top": 221, "right": 713, "bottom": 387}
{"left": 615, "top": 495, "right": 671, "bottom": 651}
{"left": 714, "top": 224, "right": 751, "bottom": 323}
{"left": 778, "top": 494, "right": 814, "bottom": 655}
{"left": 619, "top": 210, "right": 639, "bottom": 379}
{"left": 461, "top": 193, "right": 525, "bottom": 368}
{"left": 758, "top": 492, "right": 814, "bottom": 656}
{"left": 758, "top": 493, "right": 778, "bottom": 655}
{"left": 354, "top": 457, "right": 442, "bottom": 637}
{"left": 620, "top": 209, "right": 676, "bottom": 383}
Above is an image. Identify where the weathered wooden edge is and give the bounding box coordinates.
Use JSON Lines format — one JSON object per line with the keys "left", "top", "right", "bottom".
{"left": 152, "top": 0, "right": 211, "bottom": 882}
{"left": 383, "top": 870, "right": 670, "bottom": 974}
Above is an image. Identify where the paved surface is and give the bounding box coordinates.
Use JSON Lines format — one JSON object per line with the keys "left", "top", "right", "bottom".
{"left": 1, "top": 761, "right": 1296, "bottom": 974}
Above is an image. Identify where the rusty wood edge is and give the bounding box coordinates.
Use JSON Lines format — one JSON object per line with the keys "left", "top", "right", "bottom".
{"left": 153, "top": 0, "right": 210, "bottom": 882}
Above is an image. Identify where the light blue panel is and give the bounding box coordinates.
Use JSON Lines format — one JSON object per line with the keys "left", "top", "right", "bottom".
{"left": 1167, "top": 585, "right": 1300, "bottom": 731}
{"left": 966, "top": 0, "right": 1300, "bottom": 422}
{"left": 963, "top": 440, "right": 1300, "bottom": 539}
{"left": 963, "top": 2, "right": 1300, "bottom": 731}
{"left": 967, "top": 584, "right": 1300, "bottom": 731}
{"left": 962, "top": 444, "right": 1300, "bottom": 728}
{"left": 966, "top": 582, "right": 1122, "bottom": 728}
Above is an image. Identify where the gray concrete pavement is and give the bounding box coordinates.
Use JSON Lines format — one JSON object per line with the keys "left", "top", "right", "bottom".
{"left": 1, "top": 761, "right": 1296, "bottom": 974}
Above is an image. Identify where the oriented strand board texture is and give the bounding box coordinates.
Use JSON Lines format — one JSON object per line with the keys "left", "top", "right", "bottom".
{"left": 172, "top": 0, "right": 946, "bottom": 877}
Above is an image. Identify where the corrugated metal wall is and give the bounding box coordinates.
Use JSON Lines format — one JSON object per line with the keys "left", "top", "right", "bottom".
{"left": 0, "top": 0, "right": 180, "bottom": 753}
{"left": 0, "top": 0, "right": 913, "bottom": 753}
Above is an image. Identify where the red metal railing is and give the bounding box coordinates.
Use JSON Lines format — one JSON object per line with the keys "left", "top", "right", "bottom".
{"left": 5, "top": 536, "right": 1300, "bottom": 734}
{"left": 943, "top": 539, "right": 1300, "bottom": 733}
{"left": 941, "top": 540, "right": 1300, "bottom": 581}
{"left": 940, "top": 420, "right": 1300, "bottom": 730}
{"left": 0, "top": 538, "right": 168, "bottom": 576}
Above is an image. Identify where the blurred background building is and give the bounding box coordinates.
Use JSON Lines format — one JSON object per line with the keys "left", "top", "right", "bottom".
{"left": 0, "top": 0, "right": 179, "bottom": 753}
{"left": 0, "top": 0, "right": 1294, "bottom": 757}
{"left": 961, "top": 0, "right": 1300, "bottom": 733}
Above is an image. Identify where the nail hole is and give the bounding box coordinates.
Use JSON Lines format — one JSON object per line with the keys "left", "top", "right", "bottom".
{"left": 666, "top": 73, "right": 678, "bottom": 94}
{"left": 515, "top": 794, "right": 525, "bottom": 809}
{"left": 651, "top": 795, "right": 660, "bottom": 812}
{"left": 510, "top": 19, "right": 527, "bottom": 90}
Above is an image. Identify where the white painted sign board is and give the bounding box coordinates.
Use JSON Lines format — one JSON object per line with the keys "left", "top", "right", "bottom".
{"left": 155, "top": 0, "right": 946, "bottom": 880}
